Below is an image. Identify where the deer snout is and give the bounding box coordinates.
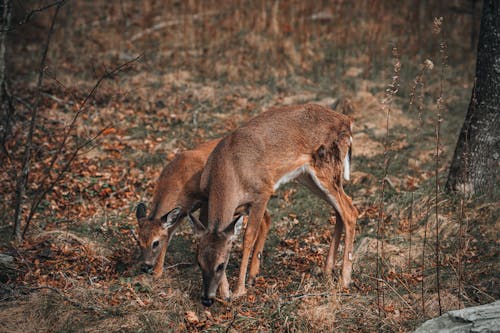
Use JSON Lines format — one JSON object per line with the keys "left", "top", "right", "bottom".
{"left": 201, "top": 298, "right": 214, "bottom": 307}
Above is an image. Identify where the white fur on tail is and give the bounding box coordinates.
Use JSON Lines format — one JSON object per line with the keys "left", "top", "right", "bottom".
{"left": 343, "top": 151, "right": 350, "bottom": 181}
{"left": 343, "top": 137, "right": 352, "bottom": 181}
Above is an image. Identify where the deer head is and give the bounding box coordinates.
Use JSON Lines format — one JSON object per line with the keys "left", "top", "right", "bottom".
{"left": 135, "top": 203, "right": 183, "bottom": 275}
{"left": 189, "top": 211, "right": 243, "bottom": 307}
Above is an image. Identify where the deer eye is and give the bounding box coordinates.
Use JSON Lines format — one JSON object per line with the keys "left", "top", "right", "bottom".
{"left": 216, "top": 263, "right": 224, "bottom": 272}
{"left": 152, "top": 240, "right": 160, "bottom": 249}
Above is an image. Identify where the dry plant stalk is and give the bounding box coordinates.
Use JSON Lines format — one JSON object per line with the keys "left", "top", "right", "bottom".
{"left": 377, "top": 44, "right": 400, "bottom": 319}
{"left": 421, "top": 197, "right": 431, "bottom": 316}
{"left": 433, "top": 16, "right": 446, "bottom": 316}
{"left": 408, "top": 191, "right": 414, "bottom": 270}
{"left": 406, "top": 57, "right": 433, "bottom": 291}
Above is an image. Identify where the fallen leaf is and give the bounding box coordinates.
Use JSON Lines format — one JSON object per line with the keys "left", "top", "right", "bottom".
{"left": 185, "top": 311, "right": 199, "bottom": 324}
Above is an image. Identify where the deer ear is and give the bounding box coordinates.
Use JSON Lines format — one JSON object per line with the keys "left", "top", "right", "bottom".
{"left": 136, "top": 203, "right": 147, "bottom": 220}
{"left": 223, "top": 215, "right": 244, "bottom": 242}
{"left": 160, "top": 207, "right": 183, "bottom": 230}
{"left": 188, "top": 211, "right": 206, "bottom": 238}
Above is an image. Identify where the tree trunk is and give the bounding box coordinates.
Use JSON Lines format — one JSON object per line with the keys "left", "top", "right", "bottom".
{"left": 446, "top": 0, "right": 500, "bottom": 196}
{"left": 0, "top": 0, "right": 12, "bottom": 161}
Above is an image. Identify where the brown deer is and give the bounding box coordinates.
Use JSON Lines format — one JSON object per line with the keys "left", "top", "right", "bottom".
{"left": 134, "top": 139, "right": 271, "bottom": 300}
{"left": 189, "top": 104, "right": 358, "bottom": 307}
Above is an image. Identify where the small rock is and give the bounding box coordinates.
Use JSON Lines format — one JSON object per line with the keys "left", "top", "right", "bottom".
{"left": 413, "top": 301, "right": 500, "bottom": 333}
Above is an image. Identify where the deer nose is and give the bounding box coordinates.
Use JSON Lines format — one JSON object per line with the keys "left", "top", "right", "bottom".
{"left": 201, "top": 298, "right": 214, "bottom": 307}
{"left": 141, "top": 263, "right": 153, "bottom": 273}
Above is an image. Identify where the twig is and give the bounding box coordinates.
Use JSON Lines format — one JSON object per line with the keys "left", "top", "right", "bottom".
{"left": 22, "top": 127, "right": 108, "bottom": 237}
{"left": 41, "top": 91, "right": 74, "bottom": 107}
{"left": 11, "top": 246, "right": 33, "bottom": 276}
{"left": 225, "top": 311, "right": 238, "bottom": 333}
{"left": 44, "top": 55, "right": 141, "bottom": 177}
{"left": 1, "top": 0, "right": 66, "bottom": 32}
{"left": 21, "top": 54, "right": 140, "bottom": 238}
{"left": 12, "top": 0, "right": 64, "bottom": 243}
{"left": 13, "top": 96, "right": 34, "bottom": 110}
{"left": 408, "top": 191, "right": 414, "bottom": 271}
{"left": 421, "top": 198, "right": 431, "bottom": 316}
{"left": 165, "top": 262, "right": 192, "bottom": 270}
{"left": 286, "top": 292, "right": 332, "bottom": 299}
{"left": 363, "top": 274, "right": 418, "bottom": 316}
{"left": 377, "top": 44, "right": 401, "bottom": 320}
{"left": 467, "top": 285, "right": 496, "bottom": 302}
{"left": 433, "top": 17, "right": 447, "bottom": 316}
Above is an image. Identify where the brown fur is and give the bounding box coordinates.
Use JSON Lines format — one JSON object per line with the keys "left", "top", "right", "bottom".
{"left": 191, "top": 104, "right": 358, "bottom": 305}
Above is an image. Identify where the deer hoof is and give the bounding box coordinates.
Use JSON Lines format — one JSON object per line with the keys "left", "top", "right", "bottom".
{"left": 232, "top": 287, "right": 247, "bottom": 299}
{"left": 248, "top": 277, "right": 256, "bottom": 286}
{"left": 342, "top": 277, "right": 352, "bottom": 289}
{"left": 152, "top": 269, "right": 163, "bottom": 279}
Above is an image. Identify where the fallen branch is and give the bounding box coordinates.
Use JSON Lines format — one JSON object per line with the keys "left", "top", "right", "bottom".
{"left": 287, "top": 292, "right": 332, "bottom": 299}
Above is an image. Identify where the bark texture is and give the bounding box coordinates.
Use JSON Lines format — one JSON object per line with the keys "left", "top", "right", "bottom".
{"left": 446, "top": 0, "right": 500, "bottom": 196}
{"left": 0, "top": 0, "right": 12, "bottom": 160}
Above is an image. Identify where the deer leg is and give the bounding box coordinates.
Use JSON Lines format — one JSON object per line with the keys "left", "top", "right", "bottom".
{"left": 301, "top": 167, "right": 358, "bottom": 288}
{"left": 324, "top": 211, "right": 344, "bottom": 276}
{"left": 328, "top": 188, "right": 358, "bottom": 288}
{"left": 299, "top": 172, "right": 343, "bottom": 276}
{"left": 153, "top": 242, "right": 167, "bottom": 278}
{"left": 233, "top": 200, "right": 268, "bottom": 298}
{"left": 248, "top": 210, "right": 272, "bottom": 285}
{"left": 218, "top": 271, "right": 231, "bottom": 300}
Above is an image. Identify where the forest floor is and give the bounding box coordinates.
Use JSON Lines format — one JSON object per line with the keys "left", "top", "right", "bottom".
{"left": 0, "top": 2, "right": 498, "bottom": 332}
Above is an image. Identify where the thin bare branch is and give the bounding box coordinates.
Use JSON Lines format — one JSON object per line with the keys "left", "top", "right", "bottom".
{"left": 22, "top": 127, "right": 108, "bottom": 237}
{"left": 20, "top": 55, "right": 140, "bottom": 238}
{"left": 1, "top": 0, "right": 66, "bottom": 32}
{"left": 44, "top": 55, "right": 141, "bottom": 176}
{"left": 13, "top": 0, "right": 64, "bottom": 243}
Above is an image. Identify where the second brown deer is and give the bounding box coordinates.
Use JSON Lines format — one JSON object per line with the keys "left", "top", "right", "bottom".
{"left": 189, "top": 104, "right": 358, "bottom": 307}
{"left": 133, "top": 139, "right": 271, "bottom": 301}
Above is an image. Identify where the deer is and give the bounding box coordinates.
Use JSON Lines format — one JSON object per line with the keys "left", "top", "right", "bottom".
{"left": 188, "top": 103, "right": 358, "bottom": 307}
{"left": 133, "top": 139, "right": 271, "bottom": 301}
